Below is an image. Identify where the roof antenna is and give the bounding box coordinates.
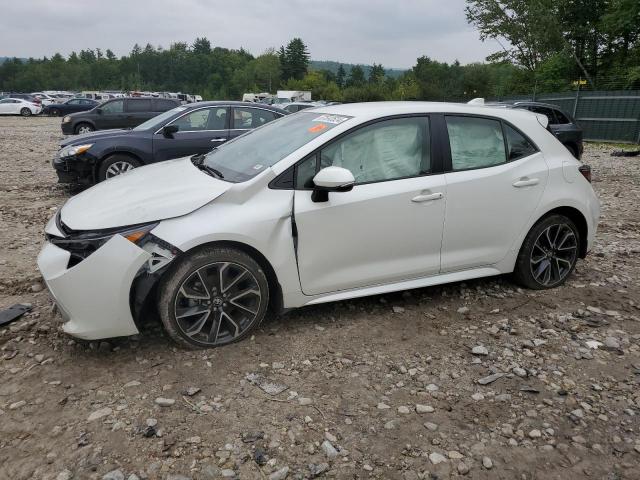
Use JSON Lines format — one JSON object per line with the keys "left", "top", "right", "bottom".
{"left": 467, "top": 98, "right": 485, "bottom": 105}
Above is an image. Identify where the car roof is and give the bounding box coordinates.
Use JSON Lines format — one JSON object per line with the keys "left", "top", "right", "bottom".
{"left": 304, "top": 101, "right": 544, "bottom": 124}
{"left": 182, "top": 100, "right": 286, "bottom": 112}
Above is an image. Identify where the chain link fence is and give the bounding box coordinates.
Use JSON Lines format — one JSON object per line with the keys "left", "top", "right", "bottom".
{"left": 493, "top": 90, "right": 640, "bottom": 144}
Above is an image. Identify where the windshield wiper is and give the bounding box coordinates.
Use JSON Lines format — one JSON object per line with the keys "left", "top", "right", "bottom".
{"left": 191, "top": 155, "right": 224, "bottom": 179}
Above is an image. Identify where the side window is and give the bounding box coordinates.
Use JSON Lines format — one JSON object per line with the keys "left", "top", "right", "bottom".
{"left": 295, "top": 154, "right": 318, "bottom": 189}
{"left": 127, "top": 99, "right": 152, "bottom": 112}
{"left": 504, "top": 124, "right": 537, "bottom": 161}
{"left": 101, "top": 100, "right": 124, "bottom": 114}
{"left": 446, "top": 116, "right": 506, "bottom": 171}
{"left": 154, "top": 99, "right": 178, "bottom": 111}
{"left": 233, "top": 108, "right": 278, "bottom": 129}
{"left": 170, "top": 108, "right": 226, "bottom": 132}
{"left": 69, "top": 99, "right": 80, "bottom": 105}
{"left": 319, "top": 117, "right": 430, "bottom": 185}
{"left": 554, "top": 109, "right": 570, "bottom": 124}
{"left": 528, "top": 106, "right": 557, "bottom": 125}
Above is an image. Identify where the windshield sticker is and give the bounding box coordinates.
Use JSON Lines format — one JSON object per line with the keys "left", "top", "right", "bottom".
{"left": 308, "top": 123, "right": 327, "bottom": 133}
{"left": 312, "top": 114, "right": 350, "bottom": 125}
{"left": 252, "top": 164, "right": 264, "bottom": 170}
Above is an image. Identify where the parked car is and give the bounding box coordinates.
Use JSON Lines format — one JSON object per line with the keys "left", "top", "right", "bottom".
{"left": 61, "top": 97, "right": 181, "bottom": 135}
{"left": 279, "top": 102, "right": 318, "bottom": 113}
{"left": 54, "top": 101, "right": 286, "bottom": 184}
{"left": 39, "top": 102, "right": 599, "bottom": 348}
{"left": 31, "top": 92, "right": 57, "bottom": 106}
{"left": 3, "top": 93, "right": 40, "bottom": 105}
{"left": 0, "top": 97, "right": 42, "bottom": 116}
{"left": 44, "top": 97, "right": 99, "bottom": 116}
{"left": 496, "top": 101, "right": 583, "bottom": 159}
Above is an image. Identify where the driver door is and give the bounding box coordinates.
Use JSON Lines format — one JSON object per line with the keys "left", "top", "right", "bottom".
{"left": 293, "top": 116, "right": 445, "bottom": 296}
{"left": 152, "top": 106, "right": 229, "bottom": 162}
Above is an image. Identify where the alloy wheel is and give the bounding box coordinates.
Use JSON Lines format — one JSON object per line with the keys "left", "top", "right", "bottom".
{"left": 77, "top": 125, "right": 93, "bottom": 134}
{"left": 105, "top": 161, "right": 135, "bottom": 178}
{"left": 173, "top": 262, "right": 262, "bottom": 346}
{"left": 529, "top": 223, "right": 577, "bottom": 286}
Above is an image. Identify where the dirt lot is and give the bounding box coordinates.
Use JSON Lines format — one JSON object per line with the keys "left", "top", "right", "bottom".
{"left": 0, "top": 115, "right": 639, "bottom": 480}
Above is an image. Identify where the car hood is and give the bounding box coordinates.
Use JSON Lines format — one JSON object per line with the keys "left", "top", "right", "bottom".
{"left": 60, "top": 157, "right": 232, "bottom": 230}
{"left": 60, "top": 129, "right": 134, "bottom": 146}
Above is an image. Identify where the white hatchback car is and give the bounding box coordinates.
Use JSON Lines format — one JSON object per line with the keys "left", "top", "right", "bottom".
{"left": 38, "top": 102, "right": 599, "bottom": 348}
{"left": 0, "top": 97, "right": 42, "bottom": 116}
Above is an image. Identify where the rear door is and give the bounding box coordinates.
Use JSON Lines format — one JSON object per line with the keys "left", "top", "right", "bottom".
{"left": 230, "top": 107, "right": 281, "bottom": 140}
{"left": 125, "top": 98, "right": 153, "bottom": 128}
{"left": 0, "top": 99, "right": 16, "bottom": 114}
{"left": 440, "top": 115, "right": 548, "bottom": 271}
{"left": 152, "top": 106, "right": 229, "bottom": 162}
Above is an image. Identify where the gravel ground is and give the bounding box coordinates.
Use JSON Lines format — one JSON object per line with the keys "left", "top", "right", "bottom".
{"left": 1, "top": 116, "right": 639, "bottom": 480}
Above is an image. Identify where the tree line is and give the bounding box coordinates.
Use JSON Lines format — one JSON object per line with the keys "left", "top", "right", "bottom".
{"left": 1, "top": 0, "right": 638, "bottom": 101}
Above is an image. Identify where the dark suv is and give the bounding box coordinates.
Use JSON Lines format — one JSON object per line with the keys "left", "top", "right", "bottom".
{"left": 505, "top": 102, "right": 583, "bottom": 159}
{"left": 54, "top": 101, "right": 287, "bottom": 185}
{"left": 61, "top": 97, "right": 181, "bottom": 135}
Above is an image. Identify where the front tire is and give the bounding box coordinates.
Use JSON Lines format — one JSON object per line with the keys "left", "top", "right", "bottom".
{"left": 49, "top": 108, "right": 60, "bottom": 116}
{"left": 513, "top": 214, "right": 580, "bottom": 289}
{"left": 75, "top": 123, "right": 94, "bottom": 134}
{"left": 97, "top": 155, "right": 142, "bottom": 181}
{"left": 20, "top": 107, "right": 32, "bottom": 117}
{"left": 158, "top": 247, "right": 269, "bottom": 349}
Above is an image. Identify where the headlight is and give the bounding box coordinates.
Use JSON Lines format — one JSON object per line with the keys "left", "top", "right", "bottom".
{"left": 48, "top": 222, "right": 159, "bottom": 267}
{"left": 62, "top": 115, "right": 71, "bottom": 123}
{"left": 60, "top": 143, "right": 93, "bottom": 158}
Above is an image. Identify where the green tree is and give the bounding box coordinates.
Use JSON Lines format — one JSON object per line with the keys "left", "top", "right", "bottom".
{"left": 369, "top": 63, "right": 386, "bottom": 84}
{"left": 280, "top": 38, "right": 309, "bottom": 81}
{"left": 346, "top": 65, "right": 366, "bottom": 87}
{"left": 336, "top": 64, "right": 346, "bottom": 88}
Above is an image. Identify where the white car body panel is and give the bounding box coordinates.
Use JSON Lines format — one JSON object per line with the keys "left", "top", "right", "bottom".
{"left": 37, "top": 101, "right": 601, "bottom": 340}
{"left": 0, "top": 98, "right": 41, "bottom": 115}
{"left": 60, "top": 157, "right": 232, "bottom": 230}
{"left": 294, "top": 175, "right": 446, "bottom": 295}
{"left": 441, "top": 151, "right": 549, "bottom": 271}
{"left": 37, "top": 235, "right": 149, "bottom": 339}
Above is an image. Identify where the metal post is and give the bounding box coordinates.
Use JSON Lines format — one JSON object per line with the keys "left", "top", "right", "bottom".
{"left": 572, "top": 79, "right": 580, "bottom": 118}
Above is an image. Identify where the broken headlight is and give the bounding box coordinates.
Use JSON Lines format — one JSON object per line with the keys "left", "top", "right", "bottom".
{"left": 48, "top": 222, "right": 158, "bottom": 268}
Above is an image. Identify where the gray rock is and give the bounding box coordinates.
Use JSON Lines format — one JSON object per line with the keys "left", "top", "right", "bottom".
{"left": 429, "top": 452, "right": 447, "bottom": 464}
{"left": 56, "top": 470, "right": 73, "bottom": 480}
{"left": 478, "top": 373, "right": 504, "bottom": 385}
{"left": 308, "top": 463, "right": 330, "bottom": 477}
{"left": 604, "top": 337, "right": 620, "bottom": 349}
{"left": 416, "top": 404, "right": 434, "bottom": 413}
{"left": 269, "top": 467, "right": 289, "bottom": 480}
{"left": 154, "top": 397, "right": 175, "bottom": 407}
{"left": 472, "top": 346, "right": 489, "bottom": 356}
{"left": 102, "top": 470, "right": 125, "bottom": 480}
{"left": 482, "top": 456, "right": 493, "bottom": 469}
{"left": 457, "top": 462, "right": 470, "bottom": 475}
{"left": 321, "top": 440, "right": 339, "bottom": 459}
{"left": 87, "top": 407, "right": 112, "bottom": 422}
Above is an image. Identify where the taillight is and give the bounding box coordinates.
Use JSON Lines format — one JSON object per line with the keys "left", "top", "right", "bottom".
{"left": 578, "top": 165, "right": 592, "bottom": 183}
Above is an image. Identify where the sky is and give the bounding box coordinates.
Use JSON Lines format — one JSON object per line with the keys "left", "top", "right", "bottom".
{"left": 0, "top": 0, "right": 496, "bottom": 68}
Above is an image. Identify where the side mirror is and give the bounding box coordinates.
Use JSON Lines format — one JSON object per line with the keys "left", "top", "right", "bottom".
{"left": 95, "top": 108, "right": 103, "bottom": 114}
{"left": 311, "top": 166, "right": 355, "bottom": 202}
{"left": 162, "top": 124, "right": 179, "bottom": 138}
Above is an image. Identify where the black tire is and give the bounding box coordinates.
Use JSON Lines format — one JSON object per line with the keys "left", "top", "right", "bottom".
{"left": 97, "top": 155, "right": 142, "bottom": 182}
{"left": 49, "top": 108, "right": 60, "bottom": 117}
{"left": 74, "top": 123, "right": 94, "bottom": 134}
{"left": 20, "top": 107, "right": 32, "bottom": 117}
{"left": 513, "top": 214, "right": 580, "bottom": 290}
{"left": 158, "top": 247, "right": 269, "bottom": 349}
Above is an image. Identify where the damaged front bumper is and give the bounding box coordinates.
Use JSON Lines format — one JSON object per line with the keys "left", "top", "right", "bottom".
{"left": 37, "top": 216, "right": 178, "bottom": 340}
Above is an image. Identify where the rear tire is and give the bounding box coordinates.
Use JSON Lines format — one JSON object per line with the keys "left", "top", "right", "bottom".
{"left": 513, "top": 214, "right": 580, "bottom": 289}
{"left": 158, "top": 247, "right": 269, "bottom": 349}
{"left": 74, "top": 123, "right": 94, "bottom": 134}
{"left": 97, "top": 155, "right": 142, "bottom": 182}
{"left": 49, "top": 108, "right": 60, "bottom": 116}
{"left": 20, "top": 107, "right": 32, "bottom": 117}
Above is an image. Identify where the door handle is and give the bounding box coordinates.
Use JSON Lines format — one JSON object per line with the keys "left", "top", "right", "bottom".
{"left": 411, "top": 192, "right": 443, "bottom": 203}
{"left": 210, "top": 138, "right": 226, "bottom": 142}
{"left": 513, "top": 178, "right": 539, "bottom": 188}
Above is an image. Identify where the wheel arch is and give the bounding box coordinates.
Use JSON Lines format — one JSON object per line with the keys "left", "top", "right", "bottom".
{"left": 532, "top": 206, "right": 589, "bottom": 258}
{"left": 95, "top": 151, "right": 144, "bottom": 180}
{"left": 74, "top": 120, "right": 96, "bottom": 131}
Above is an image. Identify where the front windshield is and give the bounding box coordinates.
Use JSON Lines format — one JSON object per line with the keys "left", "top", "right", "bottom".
{"left": 133, "top": 106, "right": 188, "bottom": 131}
{"left": 202, "top": 112, "right": 351, "bottom": 182}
